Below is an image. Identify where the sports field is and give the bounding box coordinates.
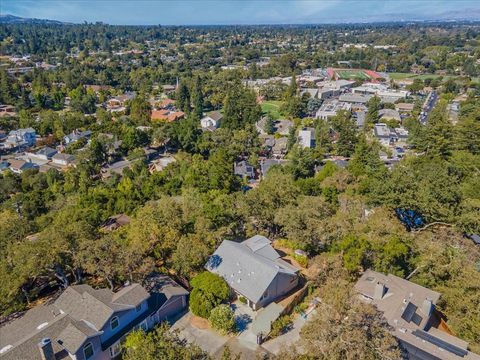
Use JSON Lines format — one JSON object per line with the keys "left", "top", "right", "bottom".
{"left": 328, "top": 68, "right": 382, "bottom": 81}
{"left": 335, "top": 69, "right": 370, "bottom": 80}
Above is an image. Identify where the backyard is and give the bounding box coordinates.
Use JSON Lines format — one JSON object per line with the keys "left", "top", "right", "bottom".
{"left": 261, "top": 100, "right": 284, "bottom": 120}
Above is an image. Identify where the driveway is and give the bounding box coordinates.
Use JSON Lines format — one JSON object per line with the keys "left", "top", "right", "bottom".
{"left": 261, "top": 309, "right": 317, "bottom": 355}
{"left": 171, "top": 311, "right": 229, "bottom": 355}
{"left": 231, "top": 301, "right": 258, "bottom": 349}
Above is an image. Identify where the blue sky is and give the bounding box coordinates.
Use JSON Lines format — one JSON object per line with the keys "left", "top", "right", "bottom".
{"left": 2, "top": 0, "right": 480, "bottom": 25}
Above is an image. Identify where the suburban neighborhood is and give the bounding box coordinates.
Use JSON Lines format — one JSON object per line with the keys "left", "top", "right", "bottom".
{"left": 1, "top": 2, "right": 480, "bottom": 360}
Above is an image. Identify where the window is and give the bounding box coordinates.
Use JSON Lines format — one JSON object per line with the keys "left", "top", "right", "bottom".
{"left": 83, "top": 343, "right": 94, "bottom": 360}
{"left": 140, "top": 320, "right": 147, "bottom": 331}
{"left": 135, "top": 303, "right": 142, "bottom": 312}
{"left": 109, "top": 341, "right": 121, "bottom": 358}
{"left": 110, "top": 316, "right": 119, "bottom": 330}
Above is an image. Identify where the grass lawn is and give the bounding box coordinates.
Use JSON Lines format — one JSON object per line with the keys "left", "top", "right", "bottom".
{"left": 388, "top": 72, "right": 479, "bottom": 82}
{"left": 261, "top": 100, "right": 284, "bottom": 120}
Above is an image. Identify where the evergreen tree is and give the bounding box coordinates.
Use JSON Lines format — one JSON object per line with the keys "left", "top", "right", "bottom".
{"left": 191, "top": 76, "right": 204, "bottom": 119}
{"left": 176, "top": 81, "right": 190, "bottom": 113}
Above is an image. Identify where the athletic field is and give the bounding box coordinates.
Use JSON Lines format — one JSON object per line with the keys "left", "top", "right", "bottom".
{"left": 327, "top": 68, "right": 382, "bottom": 81}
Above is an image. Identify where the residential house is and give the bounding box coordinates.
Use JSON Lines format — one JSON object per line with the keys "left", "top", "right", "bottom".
{"left": 260, "top": 158, "right": 288, "bottom": 178}
{"left": 200, "top": 111, "right": 223, "bottom": 130}
{"left": 298, "top": 128, "right": 315, "bottom": 148}
{"left": 355, "top": 270, "right": 480, "bottom": 360}
{"left": 63, "top": 130, "right": 92, "bottom": 145}
{"left": 206, "top": 235, "right": 299, "bottom": 310}
{"left": 374, "top": 123, "right": 394, "bottom": 146}
{"left": 256, "top": 118, "right": 293, "bottom": 136}
{"left": 272, "top": 137, "right": 288, "bottom": 157}
{"left": 151, "top": 110, "right": 185, "bottom": 123}
{"left": 52, "top": 153, "right": 76, "bottom": 167}
{"left": 148, "top": 156, "right": 176, "bottom": 173}
{"left": 7, "top": 159, "right": 38, "bottom": 174}
{"left": 34, "top": 146, "right": 58, "bottom": 161}
{"left": 107, "top": 92, "right": 136, "bottom": 112}
{"left": 234, "top": 160, "right": 255, "bottom": 179}
{"left": 0, "top": 276, "right": 188, "bottom": 360}
{"left": 5, "top": 128, "right": 36, "bottom": 149}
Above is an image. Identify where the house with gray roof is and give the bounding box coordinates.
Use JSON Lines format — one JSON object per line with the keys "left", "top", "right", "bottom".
{"left": 206, "top": 235, "right": 299, "bottom": 310}
{"left": 0, "top": 275, "right": 188, "bottom": 360}
{"left": 355, "top": 270, "right": 480, "bottom": 360}
{"left": 34, "top": 146, "right": 58, "bottom": 161}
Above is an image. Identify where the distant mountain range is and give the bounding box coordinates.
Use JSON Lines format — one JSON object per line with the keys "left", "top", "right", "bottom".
{"left": 1, "top": 12, "right": 479, "bottom": 26}
{"left": 0, "top": 14, "right": 66, "bottom": 25}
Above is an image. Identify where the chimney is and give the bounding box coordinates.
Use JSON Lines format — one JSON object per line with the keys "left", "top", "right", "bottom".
{"left": 422, "top": 298, "right": 433, "bottom": 316}
{"left": 38, "top": 338, "right": 55, "bottom": 360}
{"left": 374, "top": 282, "right": 386, "bottom": 300}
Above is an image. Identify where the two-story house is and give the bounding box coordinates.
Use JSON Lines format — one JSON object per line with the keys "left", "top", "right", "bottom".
{"left": 0, "top": 275, "right": 188, "bottom": 360}
{"left": 355, "top": 270, "right": 480, "bottom": 360}
{"left": 206, "top": 235, "right": 299, "bottom": 310}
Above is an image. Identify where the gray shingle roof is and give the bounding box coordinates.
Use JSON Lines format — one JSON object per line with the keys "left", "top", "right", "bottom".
{"left": 206, "top": 236, "right": 298, "bottom": 303}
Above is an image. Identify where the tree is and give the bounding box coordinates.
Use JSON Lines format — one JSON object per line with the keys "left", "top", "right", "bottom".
{"left": 331, "top": 110, "right": 357, "bottom": 157}
{"left": 264, "top": 116, "right": 275, "bottom": 135}
{"left": 189, "top": 272, "right": 230, "bottom": 318}
{"left": 69, "top": 86, "right": 96, "bottom": 114}
{"left": 222, "top": 81, "right": 262, "bottom": 130}
{"left": 191, "top": 76, "right": 204, "bottom": 119}
{"left": 129, "top": 95, "right": 151, "bottom": 124}
{"left": 123, "top": 324, "right": 209, "bottom": 360}
{"left": 366, "top": 96, "right": 381, "bottom": 125}
{"left": 297, "top": 278, "right": 402, "bottom": 360}
{"left": 176, "top": 81, "right": 190, "bottom": 113}
{"left": 209, "top": 304, "right": 236, "bottom": 334}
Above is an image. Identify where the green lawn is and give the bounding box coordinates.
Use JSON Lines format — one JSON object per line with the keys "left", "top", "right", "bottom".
{"left": 388, "top": 72, "right": 478, "bottom": 82}
{"left": 261, "top": 100, "right": 284, "bottom": 120}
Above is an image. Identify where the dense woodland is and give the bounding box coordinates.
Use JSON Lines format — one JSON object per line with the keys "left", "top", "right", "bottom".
{"left": 0, "top": 21, "right": 479, "bottom": 358}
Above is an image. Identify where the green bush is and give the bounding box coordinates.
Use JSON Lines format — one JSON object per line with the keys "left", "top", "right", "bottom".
{"left": 238, "top": 296, "right": 247, "bottom": 304}
{"left": 189, "top": 272, "right": 230, "bottom": 318}
{"left": 269, "top": 315, "right": 293, "bottom": 338}
{"left": 293, "top": 253, "right": 308, "bottom": 267}
{"left": 209, "top": 304, "right": 236, "bottom": 334}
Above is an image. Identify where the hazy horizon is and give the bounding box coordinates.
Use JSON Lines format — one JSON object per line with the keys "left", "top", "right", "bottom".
{"left": 2, "top": 0, "right": 480, "bottom": 26}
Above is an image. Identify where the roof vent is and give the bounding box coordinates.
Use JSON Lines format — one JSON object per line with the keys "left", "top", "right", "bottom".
{"left": 37, "top": 322, "right": 49, "bottom": 330}
{"left": 0, "top": 345, "right": 13, "bottom": 354}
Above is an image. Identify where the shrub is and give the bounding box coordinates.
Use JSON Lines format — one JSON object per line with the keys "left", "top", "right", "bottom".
{"left": 238, "top": 296, "right": 247, "bottom": 304}
{"left": 189, "top": 272, "right": 230, "bottom": 318}
{"left": 293, "top": 253, "right": 308, "bottom": 268}
{"left": 209, "top": 305, "right": 236, "bottom": 334}
{"left": 269, "top": 315, "right": 293, "bottom": 338}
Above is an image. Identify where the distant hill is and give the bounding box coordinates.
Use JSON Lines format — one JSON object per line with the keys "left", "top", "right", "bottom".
{"left": 0, "top": 14, "right": 67, "bottom": 25}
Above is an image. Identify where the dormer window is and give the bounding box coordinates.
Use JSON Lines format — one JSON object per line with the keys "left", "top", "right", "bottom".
{"left": 83, "top": 342, "right": 94, "bottom": 359}
{"left": 110, "top": 316, "right": 119, "bottom": 330}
